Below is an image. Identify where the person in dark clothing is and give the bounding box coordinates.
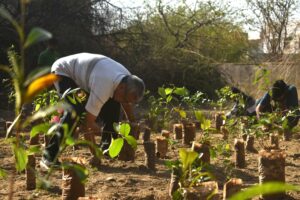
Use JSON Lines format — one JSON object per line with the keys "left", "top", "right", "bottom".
{"left": 256, "top": 80, "right": 299, "bottom": 129}
{"left": 226, "top": 87, "right": 256, "bottom": 118}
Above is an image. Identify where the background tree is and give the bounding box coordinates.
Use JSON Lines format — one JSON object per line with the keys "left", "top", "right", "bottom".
{"left": 246, "top": 0, "right": 298, "bottom": 59}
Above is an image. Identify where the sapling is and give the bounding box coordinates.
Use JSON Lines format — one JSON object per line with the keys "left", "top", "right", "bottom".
{"left": 234, "top": 139, "right": 245, "bottom": 168}
{"left": 143, "top": 141, "right": 156, "bottom": 170}
{"left": 156, "top": 136, "right": 168, "bottom": 158}
{"left": 258, "top": 149, "right": 286, "bottom": 200}
{"left": 173, "top": 123, "right": 183, "bottom": 140}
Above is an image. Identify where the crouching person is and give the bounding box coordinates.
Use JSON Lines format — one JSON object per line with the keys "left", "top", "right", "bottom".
{"left": 40, "top": 53, "right": 145, "bottom": 169}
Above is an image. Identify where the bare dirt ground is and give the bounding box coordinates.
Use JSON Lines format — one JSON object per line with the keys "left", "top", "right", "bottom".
{"left": 0, "top": 109, "right": 300, "bottom": 200}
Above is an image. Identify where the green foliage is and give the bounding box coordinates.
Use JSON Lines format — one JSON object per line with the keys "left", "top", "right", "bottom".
{"left": 230, "top": 182, "right": 300, "bottom": 200}
{"left": 109, "top": 122, "right": 137, "bottom": 158}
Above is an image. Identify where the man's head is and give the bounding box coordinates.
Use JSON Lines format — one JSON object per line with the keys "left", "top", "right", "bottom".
{"left": 271, "top": 80, "right": 287, "bottom": 102}
{"left": 114, "top": 75, "right": 145, "bottom": 104}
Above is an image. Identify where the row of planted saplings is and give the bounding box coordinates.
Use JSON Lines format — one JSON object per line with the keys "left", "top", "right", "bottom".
{"left": 221, "top": 126, "right": 287, "bottom": 200}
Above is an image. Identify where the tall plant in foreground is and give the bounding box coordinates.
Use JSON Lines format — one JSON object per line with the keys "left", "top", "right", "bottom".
{"left": 0, "top": 1, "right": 64, "bottom": 199}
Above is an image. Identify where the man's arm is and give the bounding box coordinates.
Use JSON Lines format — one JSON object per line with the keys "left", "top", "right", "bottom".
{"left": 121, "top": 103, "right": 135, "bottom": 122}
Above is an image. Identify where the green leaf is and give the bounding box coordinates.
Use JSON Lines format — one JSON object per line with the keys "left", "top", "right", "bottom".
{"left": 30, "top": 123, "right": 51, "bottom": 138}
{"left": 119, "top": 123, "right": 131, "bottom": 137}
{"left": 174, "top": 87, "right": 189, "bottom": 96}
{"left": 113, "top": 122, "right": 120, "bottom": 133}
{"left": 229, "top": 182, "right": 300, "bottom": 200}
{"left": 0, "top": 7, "right": 23, "bottom": 40}
{"left": 27, "top": 145, "right": 41, "bottom": 155}
{"left": 201, "top": 119, "right": 211, "bottom": 130}
{"left": 179, "top": 110, "right": 187, "bottom": 118}
{"left": 158, "top": 87, "right": 166, "bottom": 98}
{"left": 66, "top": 136, "right": 75, "bottom": 146}
{"left": 13, "top": 144, "right": 28, "bottom": 172}
{"left": 109, "top": 138, "right": 124, "bottom": 158}
{"left": 125, "top": 135, "right": 137, "bottom": 150}
{"left": 24, "top": 28, "right": 52, "bottom": 48}
{"left": 179, "top": 148, "right": 198, "bottom": 172}
{"left": 165, "top": 88, "right": 173, "bottom": 95}
{"left": 194, "top": 110, "right": 205, "bottom": 123}
{"left": 0, "top": 168, "right": 7, "bottom": 179}
{"left": 166, "top": 95, "right": 173, "bottom": 103}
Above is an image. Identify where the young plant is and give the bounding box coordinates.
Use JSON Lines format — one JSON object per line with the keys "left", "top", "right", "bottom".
{"left": 108, "top": 122, "right": 137, "bottom": 158}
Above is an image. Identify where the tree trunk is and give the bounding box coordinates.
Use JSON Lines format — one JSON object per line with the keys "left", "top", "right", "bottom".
{"left": 143, "top": 127, "right": 151, "bottom": 142}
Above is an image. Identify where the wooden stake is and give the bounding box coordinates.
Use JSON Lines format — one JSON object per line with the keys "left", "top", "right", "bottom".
{"left": 192, "top": 141, "right": 210, "bottom": 164}
{"left": 143, "top": 127, "right": 151, "bottom": 142}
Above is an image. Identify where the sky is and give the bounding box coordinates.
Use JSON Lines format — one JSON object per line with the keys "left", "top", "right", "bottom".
{"left": 109, "top": 0, "right": 300, "bottom": 40}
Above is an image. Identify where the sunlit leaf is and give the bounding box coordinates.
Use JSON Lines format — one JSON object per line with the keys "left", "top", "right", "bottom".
{"left": 113, "top": 122, "right": 120, "bottom": 133}
{"left": 165, "top": 88, "right": 173, "bottom": 95}
{"left": 66, "top": 136, "right": 75, "bottom": 146}
{"left": 194, "top": 110, "right": 205, "bottom": 123}
{"left": 13, "top": 144, "right": 28, "bottom": 172}
{"left": 119, "top": 123, "right": 131, "bottom": 137}
{"left": 174, "top": 87, "right": 189, "bottom": 96}
{"left": 166, "top": 95, "right": 173, "bottom": 103}
{"left": 201, "top": 119, "right": 211, "bottom": 130}
{"left": 179, "top": 110, "right": 187, "bottom": 118}
{"left": 23, "top": 74, "right": 60, "bottom": 103}
{"left": 109, "top": 138, "right": 124, "bottom": 158}
{"left": 179, "top": 148, "right": 198, "bottom": 172}
{"left": 30, "top": 123, "right": 51, "bottom": 138}
{"left": 24, "top": 27, "right": 52, "bottom": 48}
{"left": 229, "top": 182, "right": 300, "bottom": 200}
{"left": 27, "top": 145, "right": 41, "bottom": 155}
{"left": 158, "top": 87, "right": 166, "bottom": 98}
{"left": 125, "top": 135, "right": 137, "bottom": 150}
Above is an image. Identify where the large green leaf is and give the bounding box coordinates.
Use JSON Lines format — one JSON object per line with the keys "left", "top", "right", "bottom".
{"left": 109, "top": 138, "right": 124, "bottom": 158}
{"left": 194, "top": 110, "right": 205, "bottom": 123}
{"left": 119, "top": 123, "right": 131, "bottom": 137}
{"left": 30, "top": 123, "right": 51, "bottom": 138}
{"left": 201, "top": 119, "right": 211, "bottom": 131}
{"left": 24, "top": 27, "right": 52, "bottom": 48}
{"left": 13, "top": 144, "right": 28, "bottom": 172}
{"left": 0, "top": 7, "right": 23, "bottom": 40}
{"left": 174, "top": 87, "right": 189, "bottom": 96}
{"left": 158, "top": 87, "right": 166, "bottom": 98}
{"left": 165, "top": 87, "right": 173, "bottom": 95}
{"left": 179, "top": 148, "right": 198, "bottom": 172}
{"left": 125, "top": 135, "right": 137, "bottom": 150}
{"left": 230, "top": 182, "right": 300, "bottom": 200}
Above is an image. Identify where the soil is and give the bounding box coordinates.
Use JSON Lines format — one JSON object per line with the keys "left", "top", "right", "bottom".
{"left": 0, "top": 109, "right": 300, "bottom": 200}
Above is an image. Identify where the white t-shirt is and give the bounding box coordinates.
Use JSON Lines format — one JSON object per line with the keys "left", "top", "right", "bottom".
{"left": 52, "top": 53, "right": 130, "bottom": 116}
